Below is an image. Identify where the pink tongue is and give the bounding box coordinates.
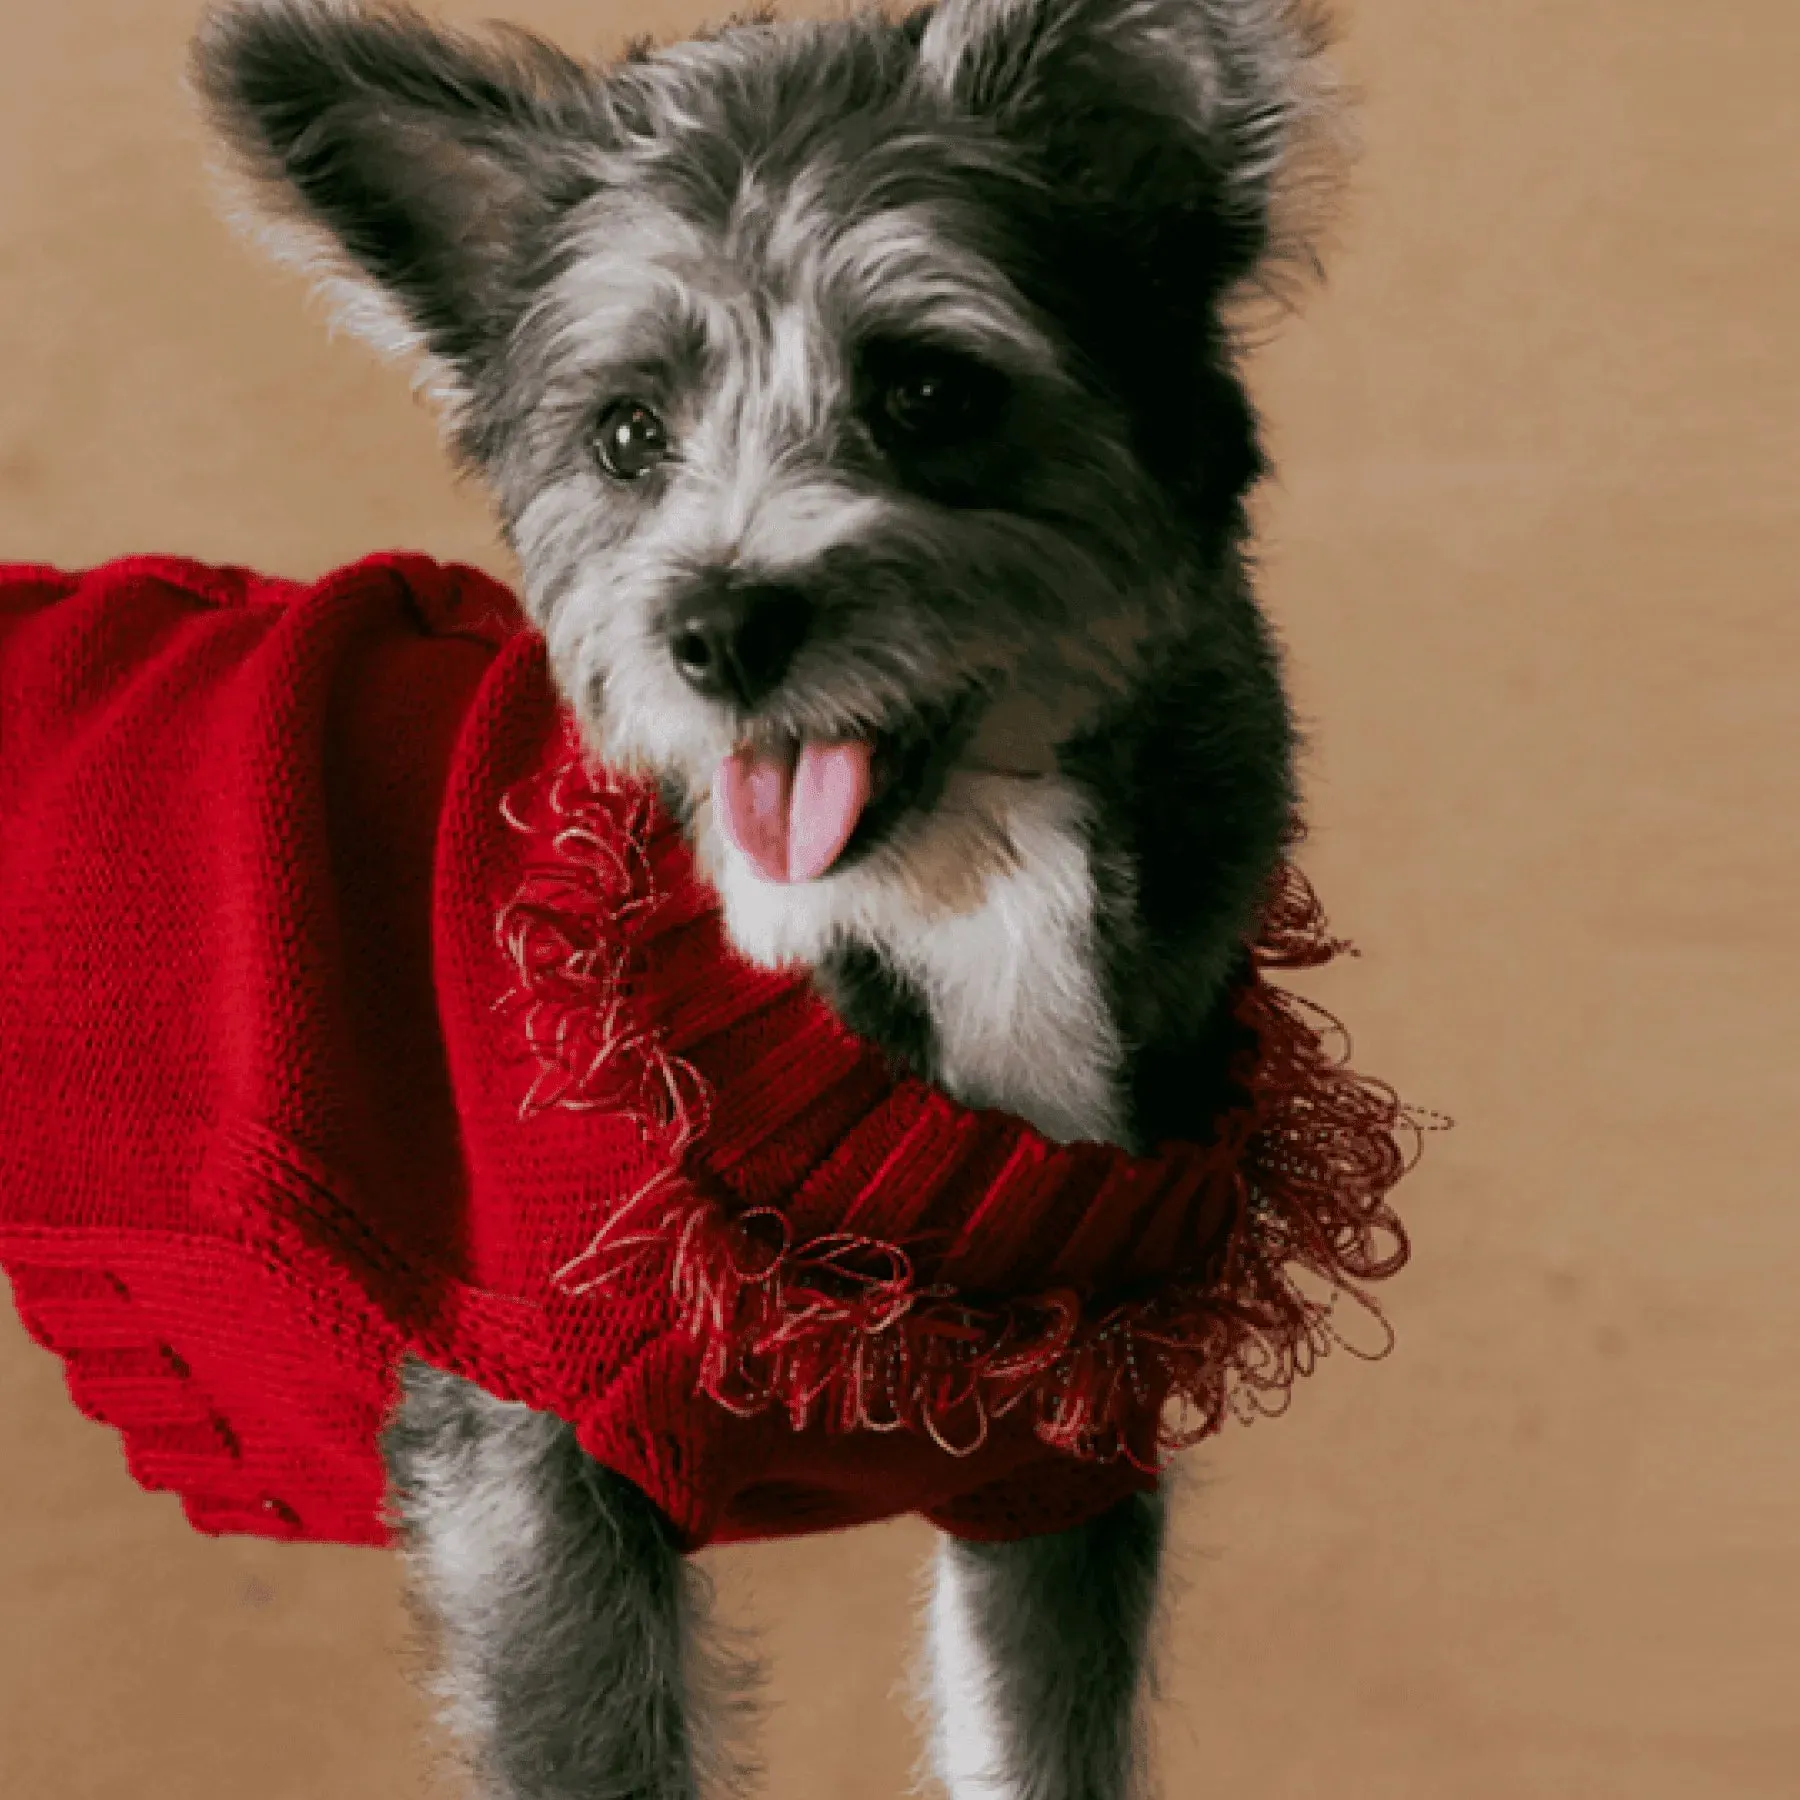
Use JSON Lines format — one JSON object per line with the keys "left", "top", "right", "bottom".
{"left": 714, "top": 738, "right": 875, "bottom": 884}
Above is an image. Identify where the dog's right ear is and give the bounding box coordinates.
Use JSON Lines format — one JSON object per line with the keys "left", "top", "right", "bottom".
{"left": 911, "top": 0, "right": 1343, "bottom": 301}
{"left": 190, "top": 0, "right": 601, "bottom": 404}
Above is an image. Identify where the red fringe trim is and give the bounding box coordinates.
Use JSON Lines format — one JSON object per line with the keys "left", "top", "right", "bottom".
{"left": 493, "top": 721, "right": 1444, "bottom": 1471}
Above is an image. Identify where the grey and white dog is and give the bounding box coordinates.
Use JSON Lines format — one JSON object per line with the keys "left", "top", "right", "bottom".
{"left": 191, "top": 1, "right": 1341, "bottom": 1796}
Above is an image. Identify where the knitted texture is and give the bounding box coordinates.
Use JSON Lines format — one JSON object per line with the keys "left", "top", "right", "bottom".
{"left": 0, "top": 553, "right": 1434, "bottom": 1552}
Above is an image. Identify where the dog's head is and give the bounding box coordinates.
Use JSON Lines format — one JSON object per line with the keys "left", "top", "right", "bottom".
{"left": 194, "top": 0, "right": 1334, "bottom": 908}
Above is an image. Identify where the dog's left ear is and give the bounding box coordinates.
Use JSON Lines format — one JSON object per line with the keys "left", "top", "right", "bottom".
{"left": 912, "top": 0, "right": 1341, "bottom": 295}
{"left": 190, "top": 0, "right": 603, "bottom": 411}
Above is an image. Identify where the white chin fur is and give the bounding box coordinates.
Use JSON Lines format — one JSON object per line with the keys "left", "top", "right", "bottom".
{"left": 701, "top": 767, "right": 1126, "bottom": 1149}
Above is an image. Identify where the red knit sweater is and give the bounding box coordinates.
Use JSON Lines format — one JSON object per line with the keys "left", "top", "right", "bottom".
{"left": 0, "top": 553, "right": 1426, "bottom": 1552}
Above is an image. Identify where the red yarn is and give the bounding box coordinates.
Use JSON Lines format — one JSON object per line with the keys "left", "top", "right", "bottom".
{"left": 0, "top": 551, "right": 1443, "bottom": 1550}
{"left": 494, "top": 725, "right": 1432, "bottom": 1475}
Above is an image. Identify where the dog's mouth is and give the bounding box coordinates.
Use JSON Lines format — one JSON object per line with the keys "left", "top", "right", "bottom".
{"left": 712, "top": 691, "right": 975, "bottom": 884}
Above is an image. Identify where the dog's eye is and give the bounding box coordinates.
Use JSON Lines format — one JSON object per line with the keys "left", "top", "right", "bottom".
{"left": 866, "top": 346, "right": 1006, "bottom": 449}
{"left": 884, "top": 366, "right": 988, "bottom": 440}
{"left": 594, "top": 399, "right": 670, "bottom": 481}
{"left": 886, "top": 369, "right": 963, "bottom": 429}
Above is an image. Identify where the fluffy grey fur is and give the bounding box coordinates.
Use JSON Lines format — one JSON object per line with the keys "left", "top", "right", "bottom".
{"left": 189, "top": 1, "right": 1341, "bottom": 1795}
{"left": 380, "top": 1357, "right": 760, "bottom": 1800}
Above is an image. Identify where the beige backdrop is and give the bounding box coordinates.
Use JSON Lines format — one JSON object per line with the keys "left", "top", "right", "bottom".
{"left": 1, "top": 3, "right": 1793, "bottom": 1797}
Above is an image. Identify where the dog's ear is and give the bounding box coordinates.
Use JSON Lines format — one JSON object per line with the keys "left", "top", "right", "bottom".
{"left": 190, "top": 0, "right": 601, "bottom": 403}
{"left": 911, "top": 0, "right": 1343, "bottom": 298}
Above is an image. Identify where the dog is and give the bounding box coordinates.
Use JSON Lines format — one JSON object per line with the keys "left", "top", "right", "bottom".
{"left": 189, "top": 1, "right": 1343, "bottom": 1795}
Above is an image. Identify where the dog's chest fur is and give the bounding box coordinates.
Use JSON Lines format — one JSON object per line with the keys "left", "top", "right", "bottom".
{"left": 697, "top": 770, "right": 1131, "bottom": 1150}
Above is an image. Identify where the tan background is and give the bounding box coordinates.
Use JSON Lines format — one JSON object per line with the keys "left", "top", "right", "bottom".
{"left": 1, "top": 2, "right": 1793, "bottom": 1796}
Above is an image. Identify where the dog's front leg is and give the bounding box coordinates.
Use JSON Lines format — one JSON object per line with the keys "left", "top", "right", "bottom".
{"left": 922, "top": 1489, "right": 1169, "bottom": 1800}
{"left": 381, "top": 1357, "right": 754, "bottom": 1800}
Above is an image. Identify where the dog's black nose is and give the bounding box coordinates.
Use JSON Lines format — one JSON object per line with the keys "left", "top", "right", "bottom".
{"left": 669, "top": 581, "right": 813, "bottom": 707}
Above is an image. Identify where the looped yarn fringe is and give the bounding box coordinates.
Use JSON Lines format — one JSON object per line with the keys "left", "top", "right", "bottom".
{"left": 492, "top": 720, "right": 1440, "bottom": 1472}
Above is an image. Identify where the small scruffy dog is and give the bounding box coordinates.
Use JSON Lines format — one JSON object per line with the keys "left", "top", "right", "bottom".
{"left": 191, "top": 1, "right": 1343, "bottom": 1796}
